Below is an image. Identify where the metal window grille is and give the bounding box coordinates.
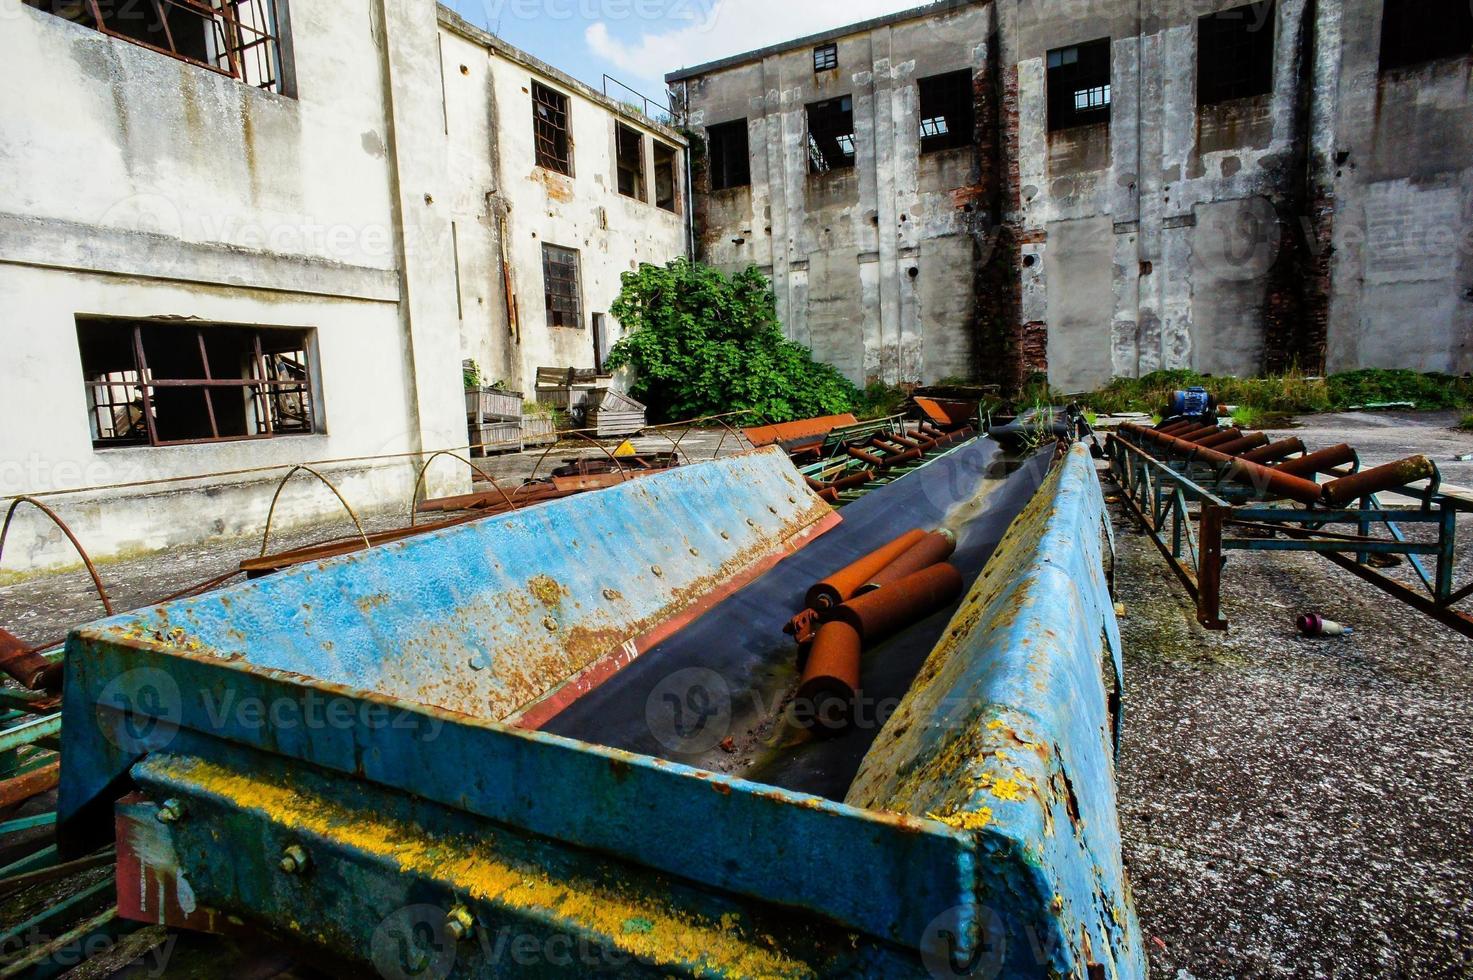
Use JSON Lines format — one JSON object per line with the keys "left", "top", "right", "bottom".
{"left": 814, "top": 43, "right": 838, "bottom": 72}
{"left": 707, "top": 119, "right": 751, "bottom": 190}
{"left": 918, "top": 70, "right": 975, "bottom": 153}
{"left": 616, "top": 123, "right": 645, "bottom": 200}
{"left": 1198, "top": 2, "right": 1276, "bottom": 105}
{"left": 532, "top": 81, "right": 572, "bottom": 175}
{"left": 1379, "top": 0, "right": 1473, "bottom": 70}
{"left": 1046, "top": 38, "right": 1112, "bottom": 131}
{"left": 806, "top": 95, "right": 856, "bottom": 174}
{"left": 25, "top": 0, "right": 286, "bottom": 93}
{"left": 78, "top": 319, "right": 315, "bottom": 448}
{"left": 542, "top": 245, "right": 582, "bottom": 329}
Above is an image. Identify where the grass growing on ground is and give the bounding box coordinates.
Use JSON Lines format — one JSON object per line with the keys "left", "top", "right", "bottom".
{"left": 1460, "top": 414, "right": 1473, "bottom": 432}
{"left": 1082, "top": 368, "right": 1473, "bottom": 418}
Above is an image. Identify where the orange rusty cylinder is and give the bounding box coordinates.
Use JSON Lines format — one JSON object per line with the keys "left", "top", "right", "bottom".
{"left": 824, "top": 470, "right": 876, "bottom": 492}
{"left": 805, "top": 528, "right": 928, "bottom": 610}
{"left": 0, "top": 626, "right": 55, "bottom": 691}
{"left": 796, "top": 620, "right": 862, "bottom": 733}
{"left": 0, "top": 761, "right": 61, "bottom": 810}
{"left": 847, "top": 447, "right": 885, "bottom": 468}
{"left": 1273, "top": 443, "right": 1357, "bottom": 478}
{"left": 883, "top": 447, "right": 924, "bottom": 468}
{"left": 855, "top": 529, "right": 958, "bottom": 595}
{"left": 1211, "top": 432, "right": 1270, "bottom": 456}
{"left": 1156, "top": 420, "right": 1199, "bottom": 436}
{"left": 1321, "top": 455, "right": 1438, "bottom": 507}
{"left": 1239, "top": 437, "right": 1306, "bottom": 464}
{"left": 817, "top": 487, "right": 840, "bottom": 504}
{"left": 1147, "top": 431, "right": 1326, "bottom": 505}
{"left": 830, "top": 563, "right": 966, "bottom": 645}
{"left": 1195, "top": 427, "right": 1245, "bottom": 449}
{"left": 1175, "top": 424, "right": 1227, "bottom": 443}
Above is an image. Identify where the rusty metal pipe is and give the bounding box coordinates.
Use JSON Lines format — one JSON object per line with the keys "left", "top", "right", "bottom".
{"left": 1322, "top": 455, "right": 1438, "bottom": 507}
{"left": 805, "top": 529, "right": 928, "bottom": 610}
{"left": 856, "top": 530, "right": 957, "bottom": 595}
{"left": 1211, "top": 432, "right": 1270, "bottom": 456}
{"left": 883, "top": 447, "right": 924, "bottom": 468}
{"left": 1131, "top": 427, "right": 1326, "bottom": 505}
{"left": 830, "top": 563, "right": 965, "bottom": 644}
{"left": 0, "top": 627, "right": 57, "bottom": 691}
{"left": 795, "top": 620, "right": 862, "bottom": 733}
{"left": 1170, "top": 424, "right": 1224, "bottom": 444}
{"left": 1156, "top": 420, "right": 1199, "bottom": 436}
{"left": 1195, "top": 427, "right": 1245, "bottom": 449}
{"left": 1272, "top": 444, "right": 1357, "bottom": 478}
{"left": 817, "top": 487, "right": 840, "bottom": 504}
{"left": 847, "top": 447, "right": 885, "bottom": 468}
{"left": 1239, "top": 438, "right": 1306, "bottom": 464}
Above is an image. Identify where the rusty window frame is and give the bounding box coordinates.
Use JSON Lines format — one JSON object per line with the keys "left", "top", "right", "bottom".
{"left": 25, "top": 0, "right": 287, "bottom": 94}
{"left": 653, "top": 140, "right": 678, "bottom": 212}
{"left": 532, "top": 80, "right": 573, "bottom": 175}
{"left": 1198, "top": 2, "right": 1276, "bottom": 105}
{"left": 79, "top": 319, "right": 317, "bottom": 449}
{"left": 542, "top": 245, "right": 582, "bottom": 329}
{"left": 1379, "top": 0, "right": 1473, "bottom": 70}
{"left": 615, "top": 123, "right": 646, "bottom": 200}
{"left": 707, "top": 119, "right": 751, "bottom": 190}
{"left": 917, "top": 70, "right": 975, "bottom": 153}
{"left": 806, "top": 95, "right": 856, "bottom": 174}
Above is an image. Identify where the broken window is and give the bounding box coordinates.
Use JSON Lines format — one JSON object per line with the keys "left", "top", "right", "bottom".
{"left": 814, "top": 43, "right": 838, "bottom": 72}
{"left": 918, "top": 69, "right": 975, "bottom": 153}
{"left": 1047, "top": 38, "right": 1112, "bottom": 131}
{"left": 25, "top": 0, "right": 287, "bottom": 92}
{"left": 616, "top": 123, "right": 646, "bottom": 200}
{"left": 542, "top": 244, "right": 582, "bottom": 329}
{"left": 807, "top": 96, "right": 856, "bottom": 174}
{"left": 533, "top": 81, "right": 572, "bottom": 175}
{"left": 77, "top": 317, "right": 316, "bottom": 448}
{"left": 653, "top": 140, "right": 678, "bottom": 212}
{"left": 707, "top": 119, "right": 751, "bottom": 190}
{"left": 1379, "top": 0, "right": 1473, "bottom": 71}
{"left": 1198, "top": 2, "right": 1276, "bottom": 104}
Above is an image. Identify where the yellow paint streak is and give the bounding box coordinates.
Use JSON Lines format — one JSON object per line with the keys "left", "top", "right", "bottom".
{"left": 164, "top": 757, "right": 812, "bottom": 977}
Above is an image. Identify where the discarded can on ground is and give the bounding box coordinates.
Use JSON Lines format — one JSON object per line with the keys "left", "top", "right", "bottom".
{"left": 1297, "top": 613, "right": 1354, "bottom": 637}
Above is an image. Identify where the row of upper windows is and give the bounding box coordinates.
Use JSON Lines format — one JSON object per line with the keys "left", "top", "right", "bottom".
{"left": 531, "top": 81, "right": 681, "bottom": 213}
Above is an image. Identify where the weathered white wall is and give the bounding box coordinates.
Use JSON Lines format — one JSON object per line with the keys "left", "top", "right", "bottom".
{"left": 437, "top": 10, "right": 690, "bottom": 396}
{"left": 0, "top": 0, "right": 466, "bottom": 573}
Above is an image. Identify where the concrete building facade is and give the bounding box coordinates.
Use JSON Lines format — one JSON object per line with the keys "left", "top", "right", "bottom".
{"left": 671, "top": 0, "right": 1473, "bottom": 391}
{"left": 0, "top": 0, "right": 686, "bottom": 574}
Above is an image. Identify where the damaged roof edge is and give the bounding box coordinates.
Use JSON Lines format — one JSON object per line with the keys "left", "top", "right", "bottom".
{"left": 435, "top": 4, "right": 688, "bottom": 145}
{"left": 664, "top": 0, "right": 988, "bottom": 83}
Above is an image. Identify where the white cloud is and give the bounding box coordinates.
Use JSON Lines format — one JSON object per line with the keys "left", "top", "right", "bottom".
{"left": 587, "top": 0, "right": 932, "bottom": 97}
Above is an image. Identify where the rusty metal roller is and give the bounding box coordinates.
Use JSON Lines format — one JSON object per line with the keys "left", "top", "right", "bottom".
{"left": 1137, "top": 428, "right": 1326, "bottom": 505}
{"left": 1168, "top": 424, "right": 1223, "bottom": 443}
{"left": 1273, "top": 443, "right": 1357, "bottom": 478}
{"left": 1239, "top": 437, "right": 1306, "bottom": 464}
{"left": 1321, "top": 455, "right": 1438, "bottom": 507}
{"left": 855, "top": 529, "right": 958, "bottom": 596}
{"left": 830, "top": 563, "right": 965, "bottom": 645}
{"left": 847, "top": 447, "right": 885, "bottom": 468}
{"left": 0, "top": 627, "right": 57, "bottom": 692}
{"left": 1211, "top": 432, "right": 1270, "bottom": 456}
{"left": 882, "top": 447, "right": 924, "bottom": 468}
{"left": 805, "top": 528, "right": 928, "bottom": 610}
{"left": 1194, "top": 427, "right": 1245, "bottom": 449}
{"left": 796, "top": 620, "right": 862, "bottom": 733}
{"left": 1156, "top": 420, "right": 1199, "bottom": 436}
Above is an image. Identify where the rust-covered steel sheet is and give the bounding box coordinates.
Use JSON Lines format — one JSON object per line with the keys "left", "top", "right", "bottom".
{"left": 742, "top": 414, "right": 858, "bottom": 449}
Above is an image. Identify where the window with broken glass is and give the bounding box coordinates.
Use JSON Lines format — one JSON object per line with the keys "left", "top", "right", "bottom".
{"left": 1379, "top": 0, "right": 1473, "bottom": 71}
{"left": 533, "top": 81, "right": 573, "bottom": 175}
{"left": 918, "top": 70, "right": 975, "bottom": 153}
{"left": 707, "top": 119, "right": 751, "bottom": 190}
{"left": 1198, "top": 2, "right": 1276, "bottom": 104}
{"left": 25, "top": 0, "right": 288, "bottom": 93}
{"left": 616, "top": 123, "right": 646, "bottom": 200}
{"left": 77, "top": 318, "right": 316, "bottom": 448}
{"left": 653, "top": 140, "right": 679, "bottom": 212}
{"left": 543, "top": 245, "right": 582, "bottom": 329}
{"left": 814, "top": 43, "right": 838, "bottom": 72}
{"left": 807, "top": 96, "right": 856, "bottom": 174}
{"left": 1046, "top": 39, "right": 1112, "bottom": 131}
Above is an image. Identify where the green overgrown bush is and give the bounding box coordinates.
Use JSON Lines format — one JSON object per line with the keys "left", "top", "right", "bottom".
{"left": 605, "top": 260, "right": 858, "bottom": 423}
{"left": 1082, "top": 368, "right": 1472, "bottom": 418}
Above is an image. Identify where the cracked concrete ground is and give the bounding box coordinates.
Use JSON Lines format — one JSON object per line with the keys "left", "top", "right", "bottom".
{"left": 1108, "top": 410, "right": 1473, "bottom": 978}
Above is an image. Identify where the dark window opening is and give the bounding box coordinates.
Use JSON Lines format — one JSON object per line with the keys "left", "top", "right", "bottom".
{"left": 918, "top": 69, "right": 975, "bottom": 153}
{"left": 77, "top": 317, "right": 315, "bottom": 448}
{"left": 654, "top": 141, "right": 678, "bottom": 212}
{"left": 1379, "top": 0, "right": 1473, "bottom": 70}
{"left": 814, "top": 43, "right": 838, "bottom": 72}
{"left": 707, "top": 119, "right": 751, "bottom": 190}
{"left": 25, "top": 0, "right": 286, "bottom": 93}
{"left": 1047, "top": 38, "right": 1112, "bottom": 131}
{"left": 542, "top": 244, "right": 582, "bottom": 329}
{"left": 533, "top": 81, "right": 572, "bottom": 175}
{"left": 615, "top": 123, "right": 646, "bottom": 200}
{"left": 1198, "top": 2, "right": 1276, "bottom": 104}
{"left": 807, "top": 95, "right": 856, "bottom": 174}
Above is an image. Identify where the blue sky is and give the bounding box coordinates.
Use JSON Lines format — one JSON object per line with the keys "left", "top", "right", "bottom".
{"left": 443, "top": 0, "right": 933, "bottom": 115}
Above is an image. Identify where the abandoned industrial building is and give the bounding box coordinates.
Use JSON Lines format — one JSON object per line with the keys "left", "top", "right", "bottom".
{"left": 2, "top": 0, "right": 1473, "bottom": 977}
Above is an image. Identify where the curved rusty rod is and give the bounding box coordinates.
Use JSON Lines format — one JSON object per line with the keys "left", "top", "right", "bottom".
{"left": 651, "top": 427, "right": 694, "bottom": 467}
{"left": 259, "top": 465, "right": 370, "bottom": 558}
{"left": 408, "top": 451, "right": 518, "bottom": 527}
{"left": 707, "top": 417, "right": 747, "bottom": 462}
{"left": 563, "top": 431, "right": 632, "bottom": 481}
{"left": 0, "top": 496, "right": 113, "bottom": 616}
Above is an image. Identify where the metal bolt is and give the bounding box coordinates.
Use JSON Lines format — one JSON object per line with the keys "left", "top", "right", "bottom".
{"left": 689, "top": 547, "right": 699, "bottom": 556}
{"left": 720, "top": 531, "right": 731, "bottom": 540}
{"left": 746, "top": 518, "right": 757, "bottom": 528}
{"left": 445, "top": 904, "right": 475, "bottom": 941}
{"left": 651, "top": 565, "right": 664, "bottom": 577}
{"left": 768, "top": 505, "right": 779, "bottom": 514}
{"left": 279, "top": 844, "right": 310, "bottom": 875}
{"left": 603, "top": 588, "right": 619, "bottom": 600}
{"left": 155, "top": 799, "right": 185, "bottom": 824}
{"left": 543, "top": 616, "right": 558, "bottom": 632}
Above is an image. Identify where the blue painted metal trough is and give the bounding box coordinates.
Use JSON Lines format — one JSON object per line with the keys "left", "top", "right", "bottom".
{"left": 57, "top": 443, "right": 1141, "bottom": 977}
